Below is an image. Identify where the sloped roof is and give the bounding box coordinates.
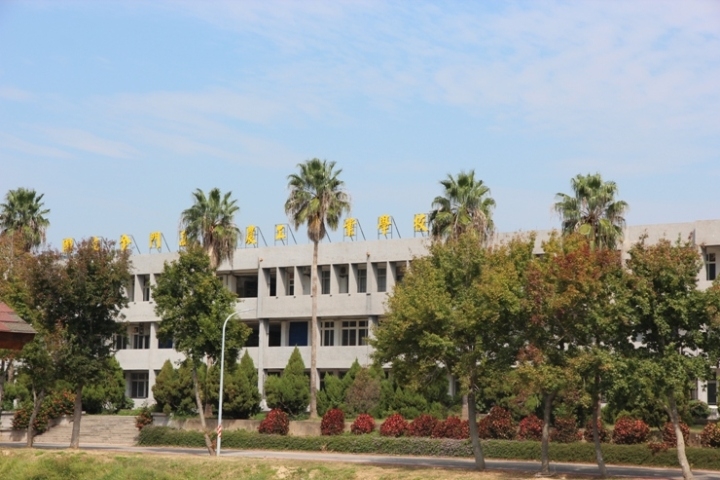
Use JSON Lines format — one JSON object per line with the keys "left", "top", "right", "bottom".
{"left": 0, "top": 302, "right": 36, "bottom": 350}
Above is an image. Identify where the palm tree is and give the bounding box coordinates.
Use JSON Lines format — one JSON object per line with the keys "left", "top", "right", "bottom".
{"left": 285, "top": 158, "right": 350, "bottom": 418}
{"left": 429, "top": 170, "right": 495, "bottom": 242}
{"left": 180, "top": 188, "right": 240, "bottom": 269}
{"left": 0, "top": 188, "right": 50, "bottom": 252}
{"left": 554, "top": 173, "right": 628, "bottom": 250}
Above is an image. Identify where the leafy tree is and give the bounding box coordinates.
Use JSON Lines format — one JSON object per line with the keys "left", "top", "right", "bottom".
{"left": 317, "top": 373, "right": 345, "bottom": 416}
{"left": 0, "top": 188, "right": 50, "bottom": 252}
{"left": 429, "top": 170, "right": 495, "bottom": 242}
{"left": 23, "top": 238, "right": 130, "bottom": 448}
{"left": 82, "top": 357, "right": 132, "bottom": 414}
{"left": 180, "top": 188, "right": 240, "bottom": 269}
{"left": 264, "top": 347, "right": 310, "bottom": 417}
{"left": 344, "top": 368, "right": 381, "bottom": 415}
{"left": 285, "top": 158, "right": 350, "bottom": 418}
{"left": 207, "top": 350, "right": 261, "bottom": 419}
{"left": 152, "top": 245, "right": 249, "bottom": 454}
{"left": 17, "top": 333, "right": 57, "bottom": 447}
{"left": 554, "top": 173, "right": 628, "bottom": 250}
{"left": 374, "top": 231, "right": 533, "bottom": 471}
{"left": 152, "top": 360, "right": 199, "bottom": 416}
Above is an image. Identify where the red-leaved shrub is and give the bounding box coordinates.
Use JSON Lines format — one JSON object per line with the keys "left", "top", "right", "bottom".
{"left": 662, "top": 421, "right": 690, "bottom": 447}
{"left": 612, "top": 416, "right": 650, "bottom": 445}
{"left": 258, "top": 409, "right": 290, "bottom": 435}
{"left": 351, "top": 414, "right": 376, "bottom": 435}
{"left": 518, "top": 414, "right": 544, "bottom": 441}
{"left": 432, "top": 416, "right": 469, "bottom": 439}
{"left": 648, "top": 441, "right": 669, "bottom": 454}
{"left": 321, "top": 408, "right": 345, "bottom": 436}
{"left": 550, "top": 416, "right": 580, "bottom": 443}
{"left": 583, "top": 419, "right": 609, "bottom": 443}
{"left": 380, "top": 413, "right": 409, "bottom": 437}
{"left": 408, "top": 414, "right": 439, "bottom": 437}
{"left": 477, "top": 406, "right": 516, "bottom": 440}
{"left": 700, "top": 422, "right": 720, "bottom": 448}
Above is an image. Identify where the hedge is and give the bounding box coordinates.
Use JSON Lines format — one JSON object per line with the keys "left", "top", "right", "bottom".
{"left": 137, "top": 426, "right": 720, "bottom": 470}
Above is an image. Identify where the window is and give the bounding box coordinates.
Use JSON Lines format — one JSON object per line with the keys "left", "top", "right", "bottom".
{"left": 132, "top": 324, "right": 150, "bottom": 349}
{"left": 268, "top": 272, "right": 277, "bottom": 296}
{"left": 321, "top": 321, "right": 335, "bottom": 346}
{"left": 395, "top": 264, "right": 406, "bottom": 285}
{"left": 245, "top": 325, "right": 259, "bottom": 347}
{"left": 157, "top": 337, "right": 173, "bottom": 349}
{"left": 236, "top": 275, "right": 258, "bottom": 298}
{"left": 288, "top": 321, "right": 308, "bottom": 346}
{"left": 321, "top": 269, "right": 331, "bottom": 295}
{"left": 286, "top": 268, "right": 295, "bottom": 296}
{"left": 708, "top": 380, "right": 717, "bottom": 406}
{"left": 130, "top": 372, "right": 148, "bottom": 399}
{"left": 357, "top": 268, "right": 367, "bottom": 293}
{"left": 268, "top": 323, "right": 281, "bottom": 347}
{"left": 139, "top": 275, "right": 150, "bottom": 302}
{"left": 338, "top": 266, "right": 349, "bottom": 294}
{"left": 342, "top": 320, "right": 368, "bottom": 346}
{"left": 125, "top": 277, "right": 135, "bottom": 302}
{"left": 377, "top": 266, "right": 387, "bottom": 293}
{"left": 707, "top": 253, "right": 717, "bottom": 281}
{"left": 114, "top": 334, "right": 128, "bottom": 350}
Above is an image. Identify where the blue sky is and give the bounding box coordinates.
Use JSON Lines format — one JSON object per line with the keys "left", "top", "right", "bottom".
{"left": 1, "top": 1, "right": 718, "bottom": 252}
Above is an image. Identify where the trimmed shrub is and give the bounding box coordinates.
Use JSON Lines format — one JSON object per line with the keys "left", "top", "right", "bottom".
{"left": 408, "top": 414, "right": 439, "bottom": 438}
{"left": 258, "top": 409, "right": 289, "bottom": 435}
{"left": 612, "top": 416, "right": 650, "bottom": 445}
{"left": 380, "top": 413, "right": 409, "bottom": 437}
{"left": 689, "top": 400, "right": 711, "bottom": 421}
{"left": 13, "top": 390, "right": 76, "bottom": 433}
{"left": 317, "top": 373, "right": 345, "bottom": 416}
{"left": 432, "top": 416, "right": 469, "bottom": 440}
{"left": 351, "top": 413, "right": 376, "bottom": 435}
{"left": 551, "top": 416, "right": 580, "bottom": 443}
{"left": 264, "top": 347, "right": 310, "bottom": 417}
{"left": 477, "top": 406, "right": 515, "bottom": 440}
{"left": 135, "top": 405, "right": 153, "bottom": 430}
{"left": 582, "top": 418, "right": 609, "bottom": 443}
{"left": 518, "top": 415, "right": 543, "bottom": 441}
{"left": 320, "top": 408, "right": 345, "bottom": 436}
{"left": 662, "top": 421, "right": 690, "bottom": 447}
{"left": 700, "top": 422, "right": 720, "bottom": 448}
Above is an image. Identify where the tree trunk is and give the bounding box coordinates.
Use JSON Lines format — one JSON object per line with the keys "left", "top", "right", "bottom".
{"left": 69, "top": 383, "right": 83, "bottom": 448}
{"left": 203, "top": 357, "right": 213, "bottom": 418}
{"left": 192, "top": 364, "right": 215, "bottom": 455}
{"left": 309, "top": 240, "right": 319, "bottom": 419}
{"left": 26, "top": 388, "right": 45, "bottom": 448}
{"left": 540, "top": 391, "right": 556, "bottom": 475}
{"left": 466, "top": 389, "right": 486, "bottom": 470}
{"left": 668, "top": 393, "right": 694, "bottom": 480}
{"left": 461, "top": 394, "right": 469, "bottom": 420}
{"left": 592, "top": 373, "right": 607, "bottom": 478}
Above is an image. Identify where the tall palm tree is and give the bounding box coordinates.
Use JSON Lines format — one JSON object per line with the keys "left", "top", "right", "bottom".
{"left": 180, "top": 188, "right": 240, "bottom": 269}
{"left": 429, "top": 170, "right": 495, "bottom": 242}
{"left": 285, "top": 158, "right": 350, "bottom": 418}
{"left": 0, "top": 188, "right": 50, "bottom": 252}
{"left": 554, "top": 173, "right": 628, "bottom": 250}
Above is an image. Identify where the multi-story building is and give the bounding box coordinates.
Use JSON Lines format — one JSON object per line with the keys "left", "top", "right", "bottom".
{"left": 115, "top": 219, "right": 720, "bottom": 412}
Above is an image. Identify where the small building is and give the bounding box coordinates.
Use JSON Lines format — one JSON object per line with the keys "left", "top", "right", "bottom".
{"left": 0, "top": 302, "right": 36, "bottom": 351}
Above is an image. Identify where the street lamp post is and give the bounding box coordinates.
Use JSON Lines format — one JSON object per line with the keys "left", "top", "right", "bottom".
{"left": 216, "top": 310, "right": 240, "bottom": 457}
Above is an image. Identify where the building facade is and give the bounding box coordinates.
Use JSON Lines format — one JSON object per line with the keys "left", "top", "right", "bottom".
{"left": 116, "top": 219, "right": 720, "bottom": 411}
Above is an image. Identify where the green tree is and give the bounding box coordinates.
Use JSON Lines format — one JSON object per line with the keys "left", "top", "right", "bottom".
{"left": 0, "top": 188, "right": 50, "bottom": 253}
{"left": 317, "top": 373, "right": 345, "bottom": 416}
{"left": 82, "top": 357, "right": 132, "bottom": 414}
{"left": 17, "top": 333, "right": 58, "bottom": 447}
{"left": 22, "top": 238, "right": 130, "bottom": 448}
{"left": 152, "top": 245, "right": 249, "bottom": 454}
{"left": 285, "top": 158, "right": 350, "bottom": 418}
{"left": 429, "top": 170, "right": 495, "bottom": 242}
{"left": 152, "top": 360, "right": 198, "bottom": 416}
{"left": 374, "top": 231, "right": 533, "bottom": 470}
{"left": 264, "top": 347, "right": 310, "bottom": 417}
{"left": 554, "top": 173, "right": 628, "bottom": 250}
{"left": 625, "top": 237, "right": 720, "bottom": 480}
{"left": 180, "top": 188, "right": 240, "bottom": 269}
{"left": 207, "top": 351, "right": 261, "bottom": 419}
{"left": 344, "top": 368, "right": 381, "bottom": 415}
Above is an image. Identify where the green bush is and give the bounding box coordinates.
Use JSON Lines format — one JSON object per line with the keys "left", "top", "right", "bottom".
{"left": 344, "top": 368, "right": 381, "bottom": 415}
{"left": 317, "top": 373, "right": 345, "bottom": 416}
{"left": 82, "top": 358, "right": 132, "bottom": 414}
{"left": 689, "top": 400, "right": 711, "bottom": 421}
{"left": 264, "top": 347, "right": 309, "bottom": 417}
{"left": 152, "top": 360, "right": 200, "bottom": 416}
{"left": 207, "top": 351, "right": 261, "bottom": 419}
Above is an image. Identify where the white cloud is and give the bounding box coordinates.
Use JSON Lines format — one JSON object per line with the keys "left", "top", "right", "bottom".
{"left": 37, "top": 127, "right": 138, "bottom": 159}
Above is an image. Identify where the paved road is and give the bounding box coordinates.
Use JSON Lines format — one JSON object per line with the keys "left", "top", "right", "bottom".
{"left": 2, "top": 442, "right": 719, "bottom": 479}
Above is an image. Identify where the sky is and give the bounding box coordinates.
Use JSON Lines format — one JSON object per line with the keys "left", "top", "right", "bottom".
{"left": 0, "top": 0, "right": 718, "bottom": 252}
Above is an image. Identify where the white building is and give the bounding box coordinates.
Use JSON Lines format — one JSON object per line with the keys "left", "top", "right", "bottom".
{"left": 115, "top": 219, "right": 720, "bottom": 410}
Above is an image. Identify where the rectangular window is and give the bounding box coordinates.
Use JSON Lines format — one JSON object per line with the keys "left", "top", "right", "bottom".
{"left": 245, "top": 325, "right": 260, "bottom": 347}
{"left": 395, "top": 264, "right": 406, "bottom": 285}
{"left": 125, "top": 277, "right": 135, "bottom": 302}
{"left": 707, "top": 253, "right": 717, "bottom": 281}
{"left": 341, "top": 320, "right": 368, "bottom": 346}
{"left": 321, "top": 269, "right": 331, "bottom": 295}
{"left": 286, "top": 268, "right": 295, "bottom": 296}
{"left": 269, "top": 273, "right": 277, "bottom": 297}
{"left": 268, "top": 323, "right": 281, "bottom": 347}
{"left": 132, "top": 324, "right": 150, "bottom": 349}
{"left": 288, "top": 321, "right": 308, "bottom": 346}
{"left": 321, "top": 321, "right": 335, "bottom": 346}
{"left": 139, "top": 275, "right": 151, "bottom": 302}
{"left": 236, "top": 275, "right": 258, "bottom": 298}
{"left": 157, "top": 337, "right": 173, "bottom": 349}
{"left": 377, "top": 266, "right": 387, "bottom": 293}
{"left": 114, "top": 334, "right": 128, "bottom": 350}
{"left": 338, "top": 266, "right": 349, "bottom": 294}
{"left": 130, "top": 372, "right": 149, "bottom": 399}
{"left": 357, "top": 268, "right": 367, "bottom": 293}
{"left": 708, "top": 381, "right": 717, "bottom": 406}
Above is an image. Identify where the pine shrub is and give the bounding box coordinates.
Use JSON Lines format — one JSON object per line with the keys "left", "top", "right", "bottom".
{"left": 351, "top": 413, "right": 376, "bottom": 435}
{"left": 258, "top": 408, "right": 290, "bottom": 435}
{"left": 408, "top": 414, "right": 439, "bottom": 437}
{"left": 662, "top": 421, "right": 690, "bottom": 447}
{"left": 380, "top": 413, "right": 409, "bottom": 437}
{"left": 583, "top": 418, "right": 609, "bottom": 443}
{"left": 477, "top": 406, "right": 516, "bottom": 440}
{"left": 518, "top": 414, "right": 544, "bottom": 441}
{"left": 700, "top": 422, "right": 720, "bottom": 448}
{"left": 321, "top": 408, "right": 345, "bottom": 436}
{"left": 264, "top": 347, "right": 310, "bottom": 417}
{"left": 432, "top": 416, "right": 469, "bottom": 439}
{"left": 612, "top": 416, "right": 650, "bottom": 445}
{"left": 551, "top": 416, "right": 580, "bottom": 443}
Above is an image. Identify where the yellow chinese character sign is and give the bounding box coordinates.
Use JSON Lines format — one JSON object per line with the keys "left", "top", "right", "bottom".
{"left": 149, "top": 231, "right": 162, "bottom": 251}
{"left": 92, "top": 237, "right": 101, "bottom": 251}
{"left": 275, "top": 224, "right": 286, "bottom": 242}
{"left": 377, "top": 215, "right": 392, "bottom": 236}
{"left": 119, "top": 234, "right": 132, "bottom": 251}
{"left": 178, "top": 230, "right": 187, "bottom": 248}
{"left": 62, "top": 238, "right": 74, "bottom": 253}
{"left": 245, "top": 225, "right": 257, "bottom": 246}
{"left": 413, "top": 214, "right": 428, "bottom": 233}
{"left": 344, "top": 218, "right": 356, "bottom": 238}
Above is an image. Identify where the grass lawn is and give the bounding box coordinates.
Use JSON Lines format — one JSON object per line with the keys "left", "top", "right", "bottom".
{"left": 0, "top": 449, "right": 606, "bottom": 480}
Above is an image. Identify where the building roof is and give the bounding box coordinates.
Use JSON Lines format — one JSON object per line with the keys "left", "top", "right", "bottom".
{"left": 0, "top": 302, "right": 36, "bottom": 350}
